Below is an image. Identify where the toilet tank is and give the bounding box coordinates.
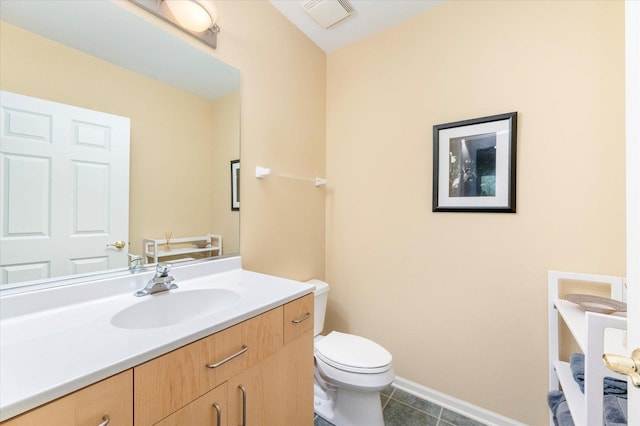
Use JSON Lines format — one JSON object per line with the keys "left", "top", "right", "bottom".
{"left": 306, "top": 279, "right": 329, "bottom": 337}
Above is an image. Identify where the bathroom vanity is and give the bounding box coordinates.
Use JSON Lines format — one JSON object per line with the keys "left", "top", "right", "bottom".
{"left": 0, "top": 257, "right": 314, "bottom": 425}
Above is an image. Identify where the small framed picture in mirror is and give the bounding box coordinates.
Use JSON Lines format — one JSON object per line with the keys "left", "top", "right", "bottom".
{"left": 231, "top": 160, "right": 240, "bottom": 211}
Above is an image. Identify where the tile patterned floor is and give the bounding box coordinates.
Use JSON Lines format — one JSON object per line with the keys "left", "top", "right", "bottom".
{"left": 314, "top": 386, "right": 488, "bottom": 426}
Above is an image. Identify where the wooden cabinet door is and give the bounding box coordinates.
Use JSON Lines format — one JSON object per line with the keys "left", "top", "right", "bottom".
{"left": 227, "top": 329, "right": 314, "bottom": 426}
{"left": 154, "top": 383, "right": 227, "bottom": 426}
{"left": 134, "top": 307, "right": 283, "bottom": 426}
{"left": 134, "top": 331, "right": 219, "bottom": 426}
{"left": 1, "top": 370, "right": 132, "bottom": 426}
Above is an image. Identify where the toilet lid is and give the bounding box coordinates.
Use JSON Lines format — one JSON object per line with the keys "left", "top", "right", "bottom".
{"left": 315, "top": 331, "right": 392, "bottom": 374}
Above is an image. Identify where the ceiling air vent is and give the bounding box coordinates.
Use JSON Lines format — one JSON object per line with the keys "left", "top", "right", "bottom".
{"left": 302, "top": 0, "right": 354, "bottom": 29}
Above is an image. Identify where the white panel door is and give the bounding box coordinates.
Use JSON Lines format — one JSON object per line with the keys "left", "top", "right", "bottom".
{"left": 0, "top": 91, "right": 130, "bottom": 285}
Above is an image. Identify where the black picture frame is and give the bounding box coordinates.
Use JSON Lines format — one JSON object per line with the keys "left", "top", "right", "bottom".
{"left": 433, "top": 112, "right": 517, "bottom": 213}
{"left": 231, "top": 159, "right": 240, "bottom": 211}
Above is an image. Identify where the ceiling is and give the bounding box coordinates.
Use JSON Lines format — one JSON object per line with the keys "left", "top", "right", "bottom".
{"left": 268, "top": 0, "right": 445, "bottom": 52}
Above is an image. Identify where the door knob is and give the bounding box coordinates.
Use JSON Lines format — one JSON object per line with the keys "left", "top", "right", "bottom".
{"left": 106, "top": 240, "right": 126, "bottom": 249}
{"left": 602, "top": 348, "right": 640, "bottom": 389}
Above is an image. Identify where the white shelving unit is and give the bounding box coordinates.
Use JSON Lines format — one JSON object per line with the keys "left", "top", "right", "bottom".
{"left": 548, "top": 271, "right": 628, "bottom": 426}
{"left": 143, "top": 234, "right": 222, "bottom": 264}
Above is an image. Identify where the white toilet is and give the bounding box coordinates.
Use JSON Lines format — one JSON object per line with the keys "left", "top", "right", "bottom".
{"left": 309, "top": 279, "right": 394, "bottom": 426}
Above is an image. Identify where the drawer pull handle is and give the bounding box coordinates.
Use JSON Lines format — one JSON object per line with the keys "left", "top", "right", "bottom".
{"left": 212, "top": 402, "right": 221, "bottom": 426}
{"left": 291, "top": 312, "right": 311, "bottom": 324}
{"left": 97, "top": 415, "right": 110, "bottom": 426}
{"left": 238, "top": 385, "right": 247, "bottom": 426}
{"left": 206, "top": 345, "right": 248, "bottom": 369}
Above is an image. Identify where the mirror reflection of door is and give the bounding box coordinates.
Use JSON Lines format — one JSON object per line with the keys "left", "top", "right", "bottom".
{"left": 0, "top": 91, "right": 130, "bottom": 285}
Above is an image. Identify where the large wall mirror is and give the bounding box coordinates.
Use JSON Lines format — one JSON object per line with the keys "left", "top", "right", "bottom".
{"left": 0, "top": 0, "right": 240, "bottom": 291}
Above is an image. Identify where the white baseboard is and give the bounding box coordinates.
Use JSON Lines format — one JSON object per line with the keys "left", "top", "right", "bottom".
{"left": 392, "top": 376, "right": 527, "bottom": 426}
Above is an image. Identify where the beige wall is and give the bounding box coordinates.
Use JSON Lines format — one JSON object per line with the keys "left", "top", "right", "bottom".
{"left": 209, "top": 0, "right": 327, "bottom": 279}
{"left": 325, "top": 1, "right": 625, "bottom": 424}
{"left": 0, "top": 21, "right": 241, "bottom": 259}
{"left": 211, "top": 91, "right": 241, "bottom": 255}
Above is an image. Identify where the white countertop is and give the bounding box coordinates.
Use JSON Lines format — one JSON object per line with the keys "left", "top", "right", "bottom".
{"left": 0, "top": 257, "right": 314, "bottom": 421}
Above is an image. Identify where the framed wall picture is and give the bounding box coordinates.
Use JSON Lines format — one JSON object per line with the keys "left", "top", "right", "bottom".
{"left": 231, "top": 159, "right": 240, "bottom": 211}
{"left": 432, "top": 112, "right": 517, "bottom": 213}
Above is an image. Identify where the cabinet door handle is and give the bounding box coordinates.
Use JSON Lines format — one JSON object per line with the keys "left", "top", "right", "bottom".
{"left": 97, "top": 415, "right": 110, "bottom": 426}
{"left": 291, "top": 312, "right": 311, "bottom": 324}
{"left": 206, "top": 345, "right": 248, "bottom": 369}
{"left": 238, "top": 385, "right": 247, "bottom": 426}
{"left": 212, "top": 402, "right": 221, "bottom": 426}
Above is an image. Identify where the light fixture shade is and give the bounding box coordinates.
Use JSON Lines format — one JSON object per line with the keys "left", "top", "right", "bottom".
{"left": 164, "top": 0, "right": 217, "bottom": 32}
{"left": 128, "top": 0, "right": 220, "bottom": 49}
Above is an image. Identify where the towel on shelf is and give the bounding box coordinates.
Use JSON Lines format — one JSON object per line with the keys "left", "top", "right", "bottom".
{"left": 603, "top": 394, "right": 628, "bottom": 426}
{"left": 570, "top": 353, "right": 627, "bottom": 398}
{"left": 547, "top": 391, "right": 628, "bottom": 426}
{"left": 548, "top": 391, "right": 575, "bottom": 426}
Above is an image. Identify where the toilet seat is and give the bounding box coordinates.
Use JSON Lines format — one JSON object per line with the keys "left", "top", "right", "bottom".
{"left": 314, "top": 331, "right": 392, "bottom": 374}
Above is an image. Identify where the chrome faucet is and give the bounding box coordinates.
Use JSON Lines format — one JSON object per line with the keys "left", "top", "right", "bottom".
{"left": 128, "top": 253, "right": 144, "bottom": 273}
{"left": 135, "top": 263, "right": 178, "bottom": 297}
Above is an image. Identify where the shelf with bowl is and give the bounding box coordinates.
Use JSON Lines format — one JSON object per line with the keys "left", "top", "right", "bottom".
{"left": 143, "top": 234, "right": 222, "bottom": 264}
{"left": 548, "top": 271, "right": 627, "bottom": 426}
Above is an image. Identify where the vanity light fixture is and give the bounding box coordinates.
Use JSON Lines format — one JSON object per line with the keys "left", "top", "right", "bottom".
{"left": 128, "top": 0, "right": 220, "bottom": 49}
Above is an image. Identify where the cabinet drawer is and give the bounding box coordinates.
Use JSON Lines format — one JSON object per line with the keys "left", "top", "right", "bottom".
{"left": 153, "top": 383, "right": 227, "bottom": 426}
{"left": 134, "top": 307, "right": 283, "bottom": 426}
{"left": 1, "top": 370, "right": 132, "bottom": 426}
{"left": 284, "top": 293, "right": 314, "bottom": 344}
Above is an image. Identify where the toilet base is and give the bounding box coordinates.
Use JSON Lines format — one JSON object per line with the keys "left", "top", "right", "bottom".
{"left": 314, "top": 382, "right": 385, "bottom": 426}
{"left": 314, "top": 383, "right": 336, "bottom": 423}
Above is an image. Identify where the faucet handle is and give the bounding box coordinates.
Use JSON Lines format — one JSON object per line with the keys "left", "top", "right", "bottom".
{"left": 156, "top": 263, "right": 172, "bottom": 276}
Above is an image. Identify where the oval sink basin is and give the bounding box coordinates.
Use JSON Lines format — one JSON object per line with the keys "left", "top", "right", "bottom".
{"left": 111, "top": 288, "right": 241, "bottom": 329}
